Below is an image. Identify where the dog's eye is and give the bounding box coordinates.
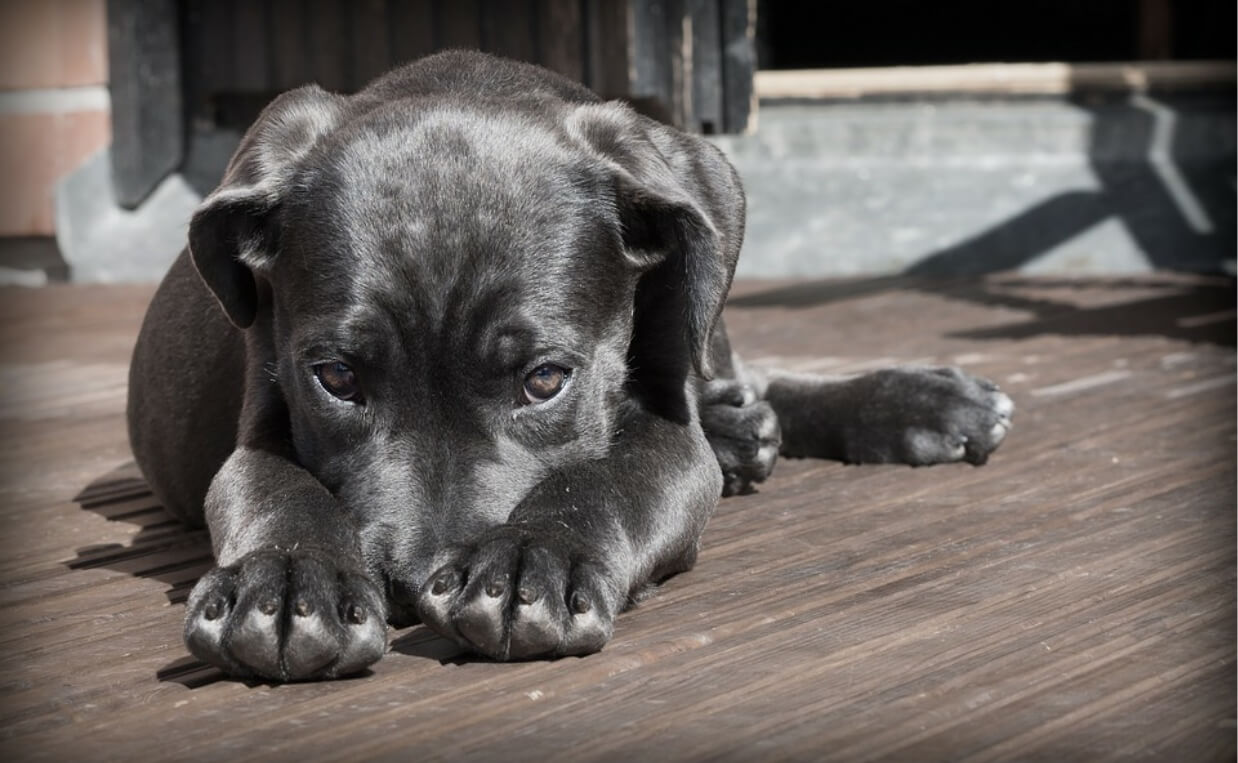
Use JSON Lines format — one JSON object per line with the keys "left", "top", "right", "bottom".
{"left": 314, "top": 362, "right": 362, "bottom": 402}
{"left": 522, "top": 364, "right": 570, "bottom": 404}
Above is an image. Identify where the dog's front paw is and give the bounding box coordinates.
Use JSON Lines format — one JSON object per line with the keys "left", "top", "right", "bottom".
{"left": 184, "top": 549, "right": 387, "bottom": 681}
{"left": 845, "top": 366, "right": 1014, "bottom": 466}
{"left": 700, "top": 379, "right": 781, "bottom": 496}
{"left": 417, "top": 526, "right": 620, "bottom": 660}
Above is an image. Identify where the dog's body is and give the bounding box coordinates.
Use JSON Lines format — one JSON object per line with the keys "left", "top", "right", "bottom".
{"left": 128, "top": 51, "right": 1012, "bottom": 680}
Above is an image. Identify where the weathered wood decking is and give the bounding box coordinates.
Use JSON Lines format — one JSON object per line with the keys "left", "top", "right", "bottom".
{"left": 1, "top": 275, "right": 1234, "bottom": 761}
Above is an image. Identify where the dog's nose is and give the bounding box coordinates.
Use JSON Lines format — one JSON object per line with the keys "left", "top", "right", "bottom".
{"left": 385, "top": 576, "right": 422, "bottom": 627}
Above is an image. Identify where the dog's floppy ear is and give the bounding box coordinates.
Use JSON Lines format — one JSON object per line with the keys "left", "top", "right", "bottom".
{"left": 189, "top": 85, "right": 348, "bottom": 328}
{"left": 566, "top": 102, "right": 743, "bottom": 381}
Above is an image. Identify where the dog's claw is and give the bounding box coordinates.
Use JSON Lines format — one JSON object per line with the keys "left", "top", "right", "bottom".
{"left": 430, "top": 570, "right": 457, "bottom": 595}
{"left": 569, "top": 591, "right": 592, "bottom": 614}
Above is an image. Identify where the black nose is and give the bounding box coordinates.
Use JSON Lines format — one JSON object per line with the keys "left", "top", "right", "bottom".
{"left": 385, "top": 577, "right": 422, "bottom": 627}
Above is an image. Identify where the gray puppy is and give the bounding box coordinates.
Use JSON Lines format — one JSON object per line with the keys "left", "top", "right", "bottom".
{"left": 127, "top": 51, "right": 1012, "bottom": 681}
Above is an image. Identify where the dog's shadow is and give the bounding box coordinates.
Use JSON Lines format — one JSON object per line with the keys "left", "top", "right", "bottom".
{"left": 70, "top": 463, "right": 460, "bottom": 687}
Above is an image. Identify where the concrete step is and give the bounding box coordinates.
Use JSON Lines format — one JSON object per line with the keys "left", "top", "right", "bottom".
{"left": 710, "top": 93, "right": 1236, "bottom": 276}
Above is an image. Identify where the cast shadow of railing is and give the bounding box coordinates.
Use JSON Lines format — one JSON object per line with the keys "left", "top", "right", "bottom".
{"left": 68, "top": 462, "right": 226, "bottom": 687}
{"left": 729, "top": 276, "right": 1236, "bottom": 348}
{"left": 730, "top": 91, "right": 1235, "bottom": 343}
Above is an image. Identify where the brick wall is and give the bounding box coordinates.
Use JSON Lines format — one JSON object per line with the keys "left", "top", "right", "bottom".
{"left": 0, "top": 0, "right": 111, "bottom": 237}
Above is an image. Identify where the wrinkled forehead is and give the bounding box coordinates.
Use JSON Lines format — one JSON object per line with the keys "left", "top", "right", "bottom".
{"left": 287, "top": 103, "right": 618, "bottom": 275}
{"left": 277, "top": 102, "right": 628, "bottom": 349}
{"left": 335, "top": 103, "right": 605, "bottom": 247}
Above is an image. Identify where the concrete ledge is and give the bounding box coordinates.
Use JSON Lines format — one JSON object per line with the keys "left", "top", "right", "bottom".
{"left": 710, "top": 92, "right": 1235, "bottom": 277}
{"left": 756, "top": 60, "right": 1237, "bottom": 100}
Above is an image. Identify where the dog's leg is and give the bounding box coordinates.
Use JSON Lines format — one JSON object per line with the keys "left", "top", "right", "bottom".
{"left": 183, "top": 432, "right": 388, "bottom": 682}
{"left": 416, "top": 404, "right": 721, "bottom": 660}
{"left": 742, "top": 362, "right": 1015, "bottom": 466}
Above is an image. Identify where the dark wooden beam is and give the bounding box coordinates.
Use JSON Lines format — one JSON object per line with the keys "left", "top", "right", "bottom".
{"left": 720, "top": 0, "right": 755, "bottom": 134}
{"left": 106, "top": 0, "right": 184, "bottom": 209}
{"left": 690, "top": 0, "right": 723, "bottom": 134}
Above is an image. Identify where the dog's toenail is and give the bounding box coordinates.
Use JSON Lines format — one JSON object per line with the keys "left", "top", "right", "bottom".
{"left": 517, "top": 586, "right": 537, "bottom": 604}
{"left": 431, "top": 573, "right": 453, "bottom": 595}
{"left": 485, "top": 580, "right": 506, "bottom": 598}
{"left": 570, "top": 591, "right": 592, "bottom": 614}
{"left": 295, "top": 599, "right": 311, "bottom": 617}
{"left": 203, "top": 601, "right": 221, "bottom": 620}
{"left": 347, "top": 604, "right": 367, "bottom": 624}
{"left": 259, "top": 599, "right": 279, "bottom": 615}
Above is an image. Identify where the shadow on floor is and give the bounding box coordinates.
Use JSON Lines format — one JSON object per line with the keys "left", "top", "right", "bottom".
{"left": 907, "top": 93, "right": 1235, "bottom": 276}
{"left": 730, "top": 93, "right": 1234, "bottom": 343}
{"left": 68, "top": 463, "right": 225, "bottom": 686}
{"left": 68, "top": 462, "right": 212, "bottom": 605}
{"left": 729, "top": 277, "right": 1236, "bottom": 347}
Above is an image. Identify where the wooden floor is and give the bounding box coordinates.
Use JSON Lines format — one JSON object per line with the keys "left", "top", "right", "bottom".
{"left": 0, "top": 275, "right": 1233, "bottom": 761}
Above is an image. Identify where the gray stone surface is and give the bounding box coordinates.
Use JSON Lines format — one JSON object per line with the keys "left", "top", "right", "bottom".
{"left": 56, "top": 150, "right": 199, "bottom": 283}
{"left": 710, "top": 94, "right": 1236, "bottom": 277}
{"left": 51, "top": 93, "right": 1235, "bottom": 283}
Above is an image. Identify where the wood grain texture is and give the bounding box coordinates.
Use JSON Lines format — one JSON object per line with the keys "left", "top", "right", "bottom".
{"left": 0, "top": 276, "right": 1232, "bottom": 761}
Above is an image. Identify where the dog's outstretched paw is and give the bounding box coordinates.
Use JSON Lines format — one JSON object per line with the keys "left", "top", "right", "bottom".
{"left": 840, "top": 366, "right": 1014, "bottom": 466}
{"left": 184, "top": 549, "right": 387, "bottom": 681}
{"left": 417, "top": 526, "right": 620, "bottom": 660}
{"left": 700, "top": 379, "right": 781, "bottom": 496}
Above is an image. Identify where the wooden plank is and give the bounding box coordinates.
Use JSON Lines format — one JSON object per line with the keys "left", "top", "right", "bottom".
{"left": 537, "top": 0, "right": 584, "bottom": 82}
{"left": 630, "top": 0, "right": 683, "bottom": 125}
{"left": 388, "top": 0, "right": 435, "bottom": 67}
{"left": 351, "top": 0, "right": 391, "bottom": 87}
{"left": 584, "top": 0, "right": 631, "bottom": 99}
{"left": 179, "top": 0, "right": 229, "bottom": 123}
{"left": 481, "top": 0, "right": 537, "bottom": 62}
{"left": 689, "top": 0, "right": 722, "bottom": 133}
{"left": 305, "top": 0, "right": 350, "bottom": 92}
{"left": 269, "top": 0, "right": 310, "bottom": 90}
{"left": 435, "top": 0, "right": 482, "bottom": 50}
{"left": 0, "top": 276, "right": 1232, "bottom": 759}
{"left": 231, "top": 0, "right": 271, "bottom": 92}
{"left": 719, "top": 0, "right": 754, "bottom": 133}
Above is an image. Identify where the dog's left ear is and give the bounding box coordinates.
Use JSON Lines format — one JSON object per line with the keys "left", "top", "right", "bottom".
{"left": 189, "top": 85, "right": 348, "bottom": 328}
{"left": 566, "top": 103, "right": 744, "bottom": 381}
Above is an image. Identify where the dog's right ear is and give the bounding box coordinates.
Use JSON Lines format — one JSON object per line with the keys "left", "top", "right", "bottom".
{"left": 189, "top": 85, "right": 347, "bottom": 328}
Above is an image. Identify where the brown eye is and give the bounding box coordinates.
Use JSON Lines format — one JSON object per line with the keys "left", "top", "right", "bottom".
{"left": 314, "top": 362, "right": 362, "bottom": 402}
{"left": 522, "top": 364, "right": 570, "bottom": 404}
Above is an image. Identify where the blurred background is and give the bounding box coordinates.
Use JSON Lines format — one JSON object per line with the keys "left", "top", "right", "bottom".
{"left": 0, "top": 0, "right": 1233, "bottom": 285}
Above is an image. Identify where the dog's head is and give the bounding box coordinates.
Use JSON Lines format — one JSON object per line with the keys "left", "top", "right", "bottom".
{"left": 188, "top": 84, "right": 741, "bottom": 618}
